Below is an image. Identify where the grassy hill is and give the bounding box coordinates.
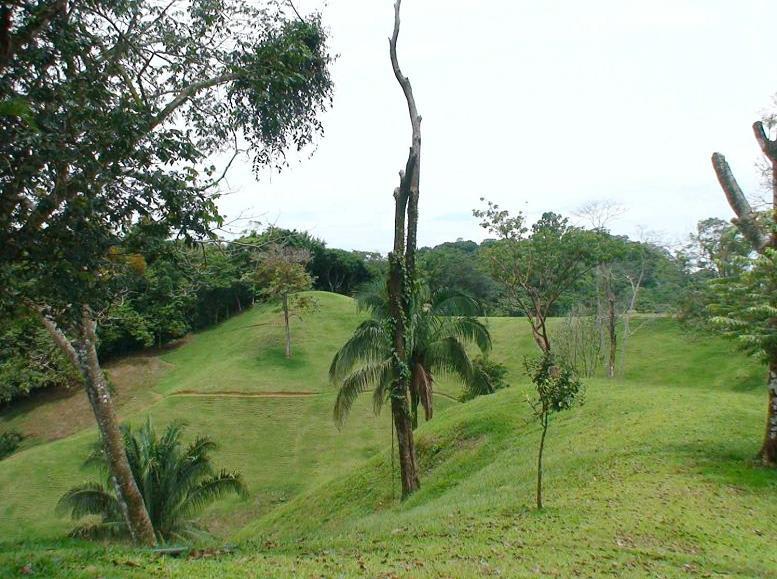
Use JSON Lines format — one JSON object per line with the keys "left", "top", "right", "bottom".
{"left": 1, "top": 292, "right": 775, "bottom": 577}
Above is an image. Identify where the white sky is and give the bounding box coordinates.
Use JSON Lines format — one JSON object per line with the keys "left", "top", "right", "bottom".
{"left": 217, "top": 0, "right": 777, "bottom": 252}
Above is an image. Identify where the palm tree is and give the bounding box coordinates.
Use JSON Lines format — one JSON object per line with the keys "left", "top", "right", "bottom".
{"left": 330, "top": 283, "right": 491, "bottom": 428}
{"left": 58, "top": 419, "right": 246, "bottom": 542}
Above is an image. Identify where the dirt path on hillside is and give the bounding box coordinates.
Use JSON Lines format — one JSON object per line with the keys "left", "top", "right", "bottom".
{"left": 169, "top": 390, "right": 320, "bottom": 398}
{"left": 433, "top": 391, "right": 460, "bottom": 402}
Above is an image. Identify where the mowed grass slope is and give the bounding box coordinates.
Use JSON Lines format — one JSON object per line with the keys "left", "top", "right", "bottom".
{"left": 1, "top": 292, "right": 444, "bottom": 540}
{"left": 1, "top": 299, "right": 775, "bottom": 577}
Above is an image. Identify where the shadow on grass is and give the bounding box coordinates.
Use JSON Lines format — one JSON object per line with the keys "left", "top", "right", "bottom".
{"left": 256, "top": 347, "right": 310, "bottom": 370}
{"left": 668, "top": 439, "right": 777, "bottom": 491}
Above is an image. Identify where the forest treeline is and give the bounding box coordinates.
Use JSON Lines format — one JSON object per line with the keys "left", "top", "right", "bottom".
{"left": 0, "top": 217, "right": 744, "bottom": 405}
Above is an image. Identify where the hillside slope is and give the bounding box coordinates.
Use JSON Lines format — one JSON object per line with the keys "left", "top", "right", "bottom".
{"left": 0, "top": 292, "right": 435, "bottom": 539}
{"left": 1, "top": 296, "right": 775, "bottom": 577}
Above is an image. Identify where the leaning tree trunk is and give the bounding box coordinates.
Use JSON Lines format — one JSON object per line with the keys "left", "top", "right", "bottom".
{"left": 386, "top": 0, "right": 422, "bottom": 498}
{"left": 39, "top": 306, "right": 157, "bottom": 545}
{"left": 712, "top": 120, "right": 777, "bottom": 466}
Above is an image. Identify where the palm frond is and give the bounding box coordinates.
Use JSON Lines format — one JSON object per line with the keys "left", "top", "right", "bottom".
{"left": 56, "top": 481, "right": 121, "bottom": 521}
{"left": 371, "top": 361, "right": 397, "bottom": 416}
{"left": 412, "top": 362, "right": 433, "bottom": 421}
{"left": 329, "top": 319, "right": 390, "bottom": 382}
{"left": 443, "top": 316, "right": 492, "bottom": 354}
{"left": 333, "top": 358, "right": 394, "bottom": 426}
{"left": 356, "top": 279, "right": 390, "bottom": 317}
{"left": 68, "top": 519, "right": 127, "bottom": 539}
{"left": 427, "top": 336, "right": 475, "bottom": 384}
{"left": 179, "top": 470, "right": 247, "bottom": 518}
{"left": 430, "top": 287, "right": 484, "bottom": 316}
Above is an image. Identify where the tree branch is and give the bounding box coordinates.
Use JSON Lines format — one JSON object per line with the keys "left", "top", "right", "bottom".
{"left": 34, "top": 306, "right": 83, "bottom": 374}
{"left": 149, "top": 72, "right": 239, "bottom": 132}
{"left": 711, "top": 152, "right": 769, "bottom": 252}
{"left": 0, "top": 0, "right": 67, "bottom": 73}
{"left": 753, "top": 121, "right": 777, "bottom": 162}
{"left": 389, "top": 0, "right": 421, "bottom": 274}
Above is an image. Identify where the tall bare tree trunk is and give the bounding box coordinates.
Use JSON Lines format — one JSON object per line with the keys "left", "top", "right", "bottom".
{"left": 712, "top": 120, "right": 777, "bottom": 466}
{"left": 38, "top": 306, "right": 156, "bottom": 546}
{"left": 386, "top": 0, "right": 422, "bottom": 498}
{"left": 283, "top": 293, "right": 292, "bottom": 358}
{"left": 607, "top": 288, "right": 616, "bottom": 378}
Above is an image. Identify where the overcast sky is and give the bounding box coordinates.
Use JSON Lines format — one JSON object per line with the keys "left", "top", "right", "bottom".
{"left": 217, "top": 0, "right": 777, "bottom": 252}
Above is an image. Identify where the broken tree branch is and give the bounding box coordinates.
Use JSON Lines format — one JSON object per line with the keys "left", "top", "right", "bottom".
{"left": 711, "top": 152, "right": 769, "bottom": 252}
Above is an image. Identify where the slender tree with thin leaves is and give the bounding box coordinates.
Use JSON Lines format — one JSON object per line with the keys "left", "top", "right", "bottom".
{"left": 525, "top": 352, "right": 583, "bottom": 510}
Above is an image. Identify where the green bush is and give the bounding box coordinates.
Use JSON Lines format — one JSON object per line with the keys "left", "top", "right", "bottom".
{"left": 0, "top": 430, "right": 24, "bottom": 460}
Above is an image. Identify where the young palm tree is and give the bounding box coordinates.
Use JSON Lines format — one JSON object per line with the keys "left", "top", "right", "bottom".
{"left": 331, "top": 283, "right": 491, "bottom": 428}
{"left": 58, "top": 419, "right": 246, "bottom": 542}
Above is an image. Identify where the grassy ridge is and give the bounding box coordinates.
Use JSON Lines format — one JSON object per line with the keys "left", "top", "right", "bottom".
{"left": 1, "top": 294, "right": 775, "bottom": 577}
{"left": 0, "top": 292, "right": 401, "bottom": 540}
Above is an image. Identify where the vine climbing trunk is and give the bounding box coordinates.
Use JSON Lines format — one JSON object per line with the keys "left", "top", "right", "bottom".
{"left": 386, "top": 0, "right": 422, "bottom": 498}
{"left": 38, "top": 306, "right": 157, "bottom": 546}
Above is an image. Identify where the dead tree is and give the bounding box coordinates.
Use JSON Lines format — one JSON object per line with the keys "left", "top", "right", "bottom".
{"left": 387, "top": 0, "right": 422, "bottom": 498}
{"left": 712, "top": 121, "right": 777, "bottom": 465}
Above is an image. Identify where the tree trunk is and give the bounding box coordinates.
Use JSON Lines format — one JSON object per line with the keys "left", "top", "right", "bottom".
{"left": 81, "top": 311, "right": 156, "bottom": 545}
{"left": 38, "top": 307, "right": 156, "bottom": 546}
{"left": 619, "top": 311, "right": 630, "bottom": 377}
{"left": 761, "top": 358, "right": 777, "bottom": 465}
{"left": 392, "top": 394, "right": 420, "bottom": 498}
{"left": 384, "top": 0, "right": 422, "bottom": 499}
{"left": 536, "top": 415, "right": 548, "bottom": 510}
{"left": 528, "top": 304, "right": 551, "bottom": 353}
{"left": 713, "top": 121, "right": 777, "bottom": 466}
{"left": 607, "top": 289, "right": 616, "bottom": 378}
{"left": 595, "top": 265, "right": 606, "bottom": 354}
{"left": 283, "top": 293, "right": 291, "bottom": 358}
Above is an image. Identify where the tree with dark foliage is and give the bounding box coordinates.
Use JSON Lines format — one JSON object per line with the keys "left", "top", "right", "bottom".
{"left": 1, "top": 0, "right": 333, "bottom": 544}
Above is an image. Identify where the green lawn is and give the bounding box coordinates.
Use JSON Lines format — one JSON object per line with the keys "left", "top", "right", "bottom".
{"left": 1, "top": 293, "right": 775, "bottom": 577}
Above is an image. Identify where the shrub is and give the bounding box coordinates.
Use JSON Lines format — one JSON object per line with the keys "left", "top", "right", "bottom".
{"left": 57, "top": 420, "right": 246, "bottom": 542}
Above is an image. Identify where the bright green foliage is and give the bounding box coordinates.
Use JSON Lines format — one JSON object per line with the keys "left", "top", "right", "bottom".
{"left": 525, "top": 351, "right": 583, "bottom": 509}
{"left": 330, "top": 284, "right": 491, "bottom": 427}
{"left": 57, "top": 420, "right": 246, "bottom": 542}
{"left": 708, "top": 248, "right": 777, "bottom": 359}
{"left": 525, "top": 352, "right": 584, "bottom": 416}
